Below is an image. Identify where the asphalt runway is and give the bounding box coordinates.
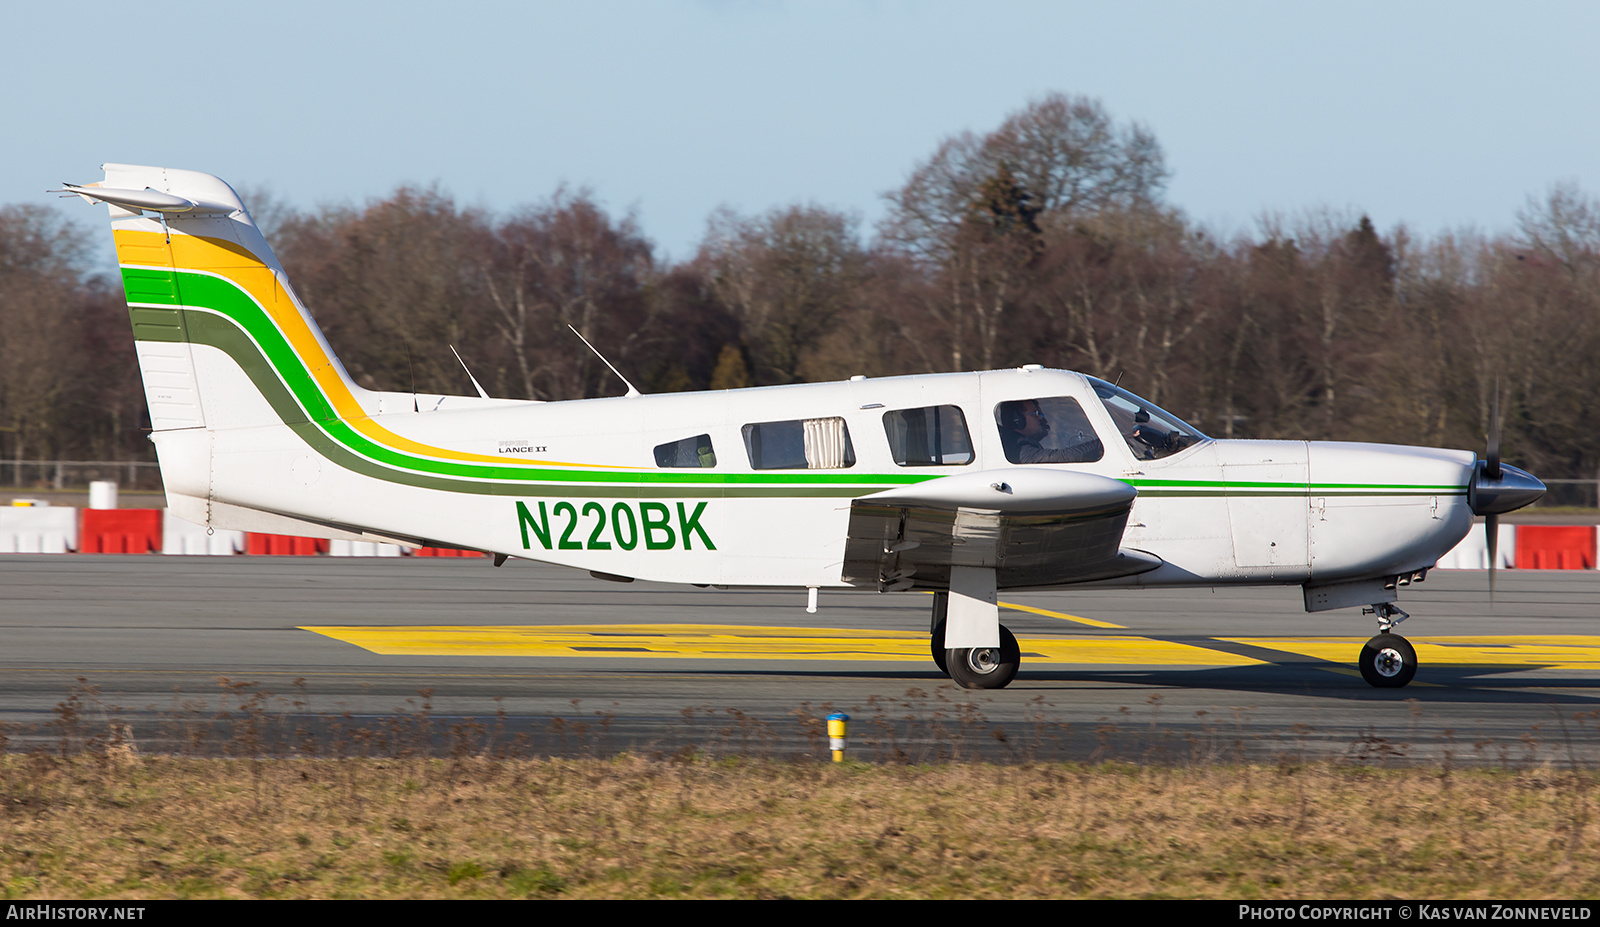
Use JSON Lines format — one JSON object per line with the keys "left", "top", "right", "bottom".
{"left": 2, "top": 554, "right": 1598, "bottom": 765}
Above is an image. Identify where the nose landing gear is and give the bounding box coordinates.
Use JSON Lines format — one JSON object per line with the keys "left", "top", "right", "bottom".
{"left": 1359, "top": 633, "right": 1417, "bottom": 688}
{"left": 1359, "top": 603, "right": 1416, "bottom": 688}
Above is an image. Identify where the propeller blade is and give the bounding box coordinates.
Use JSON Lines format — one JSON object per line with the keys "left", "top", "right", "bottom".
{"left": 1486, "top": 512, "right": 1499, "bottom": 603}
{"left": 1487, "top": 376, "right": 1502, "bottom": 480}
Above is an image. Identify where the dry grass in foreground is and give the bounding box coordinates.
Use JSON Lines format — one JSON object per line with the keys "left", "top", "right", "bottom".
{"left": 1, "top": 753, "right": 1597, "bottom": 899}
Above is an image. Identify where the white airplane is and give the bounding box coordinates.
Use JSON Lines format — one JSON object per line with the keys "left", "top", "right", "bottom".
{"left": 57, "top": 165, "right": 1547, "bottom": 690}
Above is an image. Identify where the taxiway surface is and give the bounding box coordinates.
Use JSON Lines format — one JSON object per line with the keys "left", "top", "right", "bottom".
{"left": 2, "top": 555, "right": 1597, "bottom": 763}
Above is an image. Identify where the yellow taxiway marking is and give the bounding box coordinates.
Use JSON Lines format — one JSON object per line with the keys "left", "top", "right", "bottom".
{"left": 998, "top": 601, "right": 1126, "bottom": 629}
{"left": 1225, "top": 636, "right": 1600, "bottom": 672}
{"left": 301, "top": 625, "right": 1600, "bottom": 672}
{"left": 302, "top": 624, "right": 1254, "bottom": 665}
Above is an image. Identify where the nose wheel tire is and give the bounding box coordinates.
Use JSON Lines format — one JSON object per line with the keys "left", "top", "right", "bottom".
{"left": 1359, "top": 633, "right": 1417, "bottom": 688}
{"left": 945, "top": 625, "right": 1021, "bottom": 689}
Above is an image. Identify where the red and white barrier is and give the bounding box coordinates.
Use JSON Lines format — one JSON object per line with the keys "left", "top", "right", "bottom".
{"left": 78, "top": 508, "right": 162, "bottom": 553}
{"left": 245, "top": 533, "right": 329, "bottom": 556}
{"left": 1514, "top": 526, "right": 1597, "bottom": 570}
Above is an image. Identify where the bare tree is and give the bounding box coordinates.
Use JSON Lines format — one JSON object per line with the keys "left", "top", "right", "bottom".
{"left": 275, "top": 186, "right": 493, "bottom": 395}
{"left": 882, "top": 93, "right": 1169, "bottom": 263}
{"left": 700, "top": 204, "right": 866, "bottom": 384}
{"left": 1518, "top": 181, "right": 1600, "bottom": 284}
{"left": 880, "top": 93, "right": 1170, "bottom": 372}
{"left": 482, "top": 190, "right": 655, "bottom": 400}
{"left": 0, "top": 206, "right": 94, "bottom": 470}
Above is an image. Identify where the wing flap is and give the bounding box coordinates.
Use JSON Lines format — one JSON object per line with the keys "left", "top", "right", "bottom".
{"left": 842, "top": 468, "right": 1161, "bottom": 590}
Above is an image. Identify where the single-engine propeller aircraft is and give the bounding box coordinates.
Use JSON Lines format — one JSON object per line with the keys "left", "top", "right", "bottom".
{"left": 58, "top": 165, "right": 1548, "bottom": 690}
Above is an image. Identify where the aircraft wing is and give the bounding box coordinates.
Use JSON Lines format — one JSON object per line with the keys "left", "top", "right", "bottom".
{"left": 842, "top": 468, "right": 1161, "bottom": 591}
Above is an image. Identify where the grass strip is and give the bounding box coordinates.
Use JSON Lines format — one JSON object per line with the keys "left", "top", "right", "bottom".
{"left": 1, "top": 754, "right": 1597, "bottom": 899}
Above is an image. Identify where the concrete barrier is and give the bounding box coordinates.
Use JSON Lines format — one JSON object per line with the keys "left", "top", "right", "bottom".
{"left": 161, "top": 512, "right": 244, "bottom": 555}
{"left": 1435, "top": 523, "right": 1518, "bottom": 570}
{"left": 329, "top": 539, "right": 405, "bottom": 557}
{"left": 0, "top": 506, "right": 78, "bottom": 553}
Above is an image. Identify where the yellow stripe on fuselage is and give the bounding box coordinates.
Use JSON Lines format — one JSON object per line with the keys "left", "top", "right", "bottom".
{"left": 113, "top": 228, "right": 626, "bottom": 471}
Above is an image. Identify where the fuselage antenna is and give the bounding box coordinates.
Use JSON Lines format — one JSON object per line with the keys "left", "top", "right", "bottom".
{"left": 450, "top": 345, "right": 492, "bottom": 400}
{"left": 405, "top": 341, "right": 419, "bottom": 412}
{"left": 568, "top": 325, "right": 642, "bottom": 398}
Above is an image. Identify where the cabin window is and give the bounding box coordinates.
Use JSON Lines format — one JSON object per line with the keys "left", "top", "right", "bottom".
{"left": 882, "top": 405, "right": 974, "bottom": 467}
{"left": 654, "top": 434, "right": 717, "bottom": 468}
{"left": 994, "top": 397, "right": 1105, "bottom": 464}
{"left": 1088, "top": 378, "right": 1205, "bottom": 461}
{"left": 742, "top": 418, "right": 856, "bottom": 470}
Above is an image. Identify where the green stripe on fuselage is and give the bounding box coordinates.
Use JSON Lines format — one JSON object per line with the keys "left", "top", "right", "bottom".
{"left": 144, "top": 291, "right": 928, "bottom": 497}
{"left": 124, "top": 267, "right": 1471, "bottom": 501}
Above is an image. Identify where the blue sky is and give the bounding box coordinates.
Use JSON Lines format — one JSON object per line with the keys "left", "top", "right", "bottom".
{"left": 7, "top": 1, "right": 1598, "bottom": 261}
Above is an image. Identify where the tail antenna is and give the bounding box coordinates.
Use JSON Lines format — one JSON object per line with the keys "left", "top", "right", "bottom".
{"left": 567, "top": 325, "right": 642, "bottom": 398}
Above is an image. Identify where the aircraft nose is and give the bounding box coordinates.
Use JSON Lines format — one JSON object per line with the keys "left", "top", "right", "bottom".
{"left": 1468, "top": 461, "right": 1545, "bottom": 516}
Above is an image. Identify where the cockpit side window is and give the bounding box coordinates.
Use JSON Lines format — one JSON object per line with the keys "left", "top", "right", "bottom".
{"left": 1088, "top": 378, "right": 1207, "bottom": 460}
{"left": 993, "top": 397, "right": 1104, "bottom": 464}
{"left": 654, "top": 434, "right": 717, "bottom": 468}
{"left": 883, "top": 405, "right": 973, "bottom": 467}
{"left": 742, "top": 418, "right": 856, "bottom": 470}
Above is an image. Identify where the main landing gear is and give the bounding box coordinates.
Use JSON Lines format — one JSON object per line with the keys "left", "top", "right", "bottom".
{"left": 930, "top": 583, "right": 1022, "bottom": 690}
{"left": 1358, "top": 602, "right": 1416, "bottom": 688}
{"left": 931, "top": 616, "right": 1021, "bottom": 689}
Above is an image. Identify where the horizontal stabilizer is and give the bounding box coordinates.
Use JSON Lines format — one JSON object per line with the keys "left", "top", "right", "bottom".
{"left": 50, "top": 182, "right": 235, "bottom": 215}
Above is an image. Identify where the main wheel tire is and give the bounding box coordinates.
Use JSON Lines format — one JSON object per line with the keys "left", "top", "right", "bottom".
{"left": 1359, "top": 633, "right": 1417, "bottom": 688}
{"left": 930, "top": 620, "right": 949, "bottom": 676}
{"left": 945, "top": 625, "right": 1021, "bottom": 690}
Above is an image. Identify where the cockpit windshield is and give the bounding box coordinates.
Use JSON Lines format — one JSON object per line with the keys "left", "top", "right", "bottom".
{"left": 1088, "top": 378, "right": 1207, "bottom": 461}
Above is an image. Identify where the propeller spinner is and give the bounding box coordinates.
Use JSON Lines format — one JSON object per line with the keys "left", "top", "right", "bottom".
{"left": 1467, "top": 385, "right": 1545, "bottom": 595}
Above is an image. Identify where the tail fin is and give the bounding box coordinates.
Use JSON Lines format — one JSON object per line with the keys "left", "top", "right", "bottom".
{"left": 64, "top": 165, "right": 544, "bottom": 539}
{"left": 61, "top": 164, "right": 361, "bottom": 434}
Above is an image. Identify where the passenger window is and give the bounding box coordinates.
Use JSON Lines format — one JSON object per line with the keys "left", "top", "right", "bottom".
{"left": 654, "top": 434, "right": 717, "bottom": 468}
{"left": 994, "top": 397, "right": 1105, "bottom": 464}
{"left": 883, "top": 405, "right": 973, "bottom": 467}
{"left": 742, "top": 418, "right": 856, "bottom": 469}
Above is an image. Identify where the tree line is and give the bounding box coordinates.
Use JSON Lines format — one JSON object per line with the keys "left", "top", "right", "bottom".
{"left": 4, "top": 93, "right": 1599, "bottom": 494}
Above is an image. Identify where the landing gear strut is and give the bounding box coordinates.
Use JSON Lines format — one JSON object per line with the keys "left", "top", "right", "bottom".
{"left": 1359, "top": 603, "right": 1416, "bottom": 688}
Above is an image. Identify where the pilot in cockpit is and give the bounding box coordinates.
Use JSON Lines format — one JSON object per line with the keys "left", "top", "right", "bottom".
{"left": 998, "top": 399, "right": 1102, "bottom": 464}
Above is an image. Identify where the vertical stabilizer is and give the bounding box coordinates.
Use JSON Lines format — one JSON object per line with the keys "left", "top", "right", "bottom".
{"left": 60, "top": 164, "right": 371, "bottom": 520}
{"left": 66, "top": 164, "right": 363, "bottom": 435}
